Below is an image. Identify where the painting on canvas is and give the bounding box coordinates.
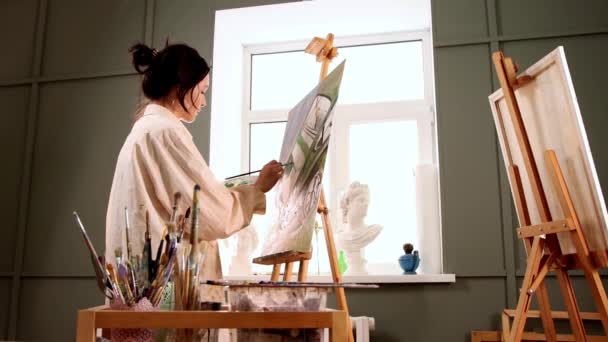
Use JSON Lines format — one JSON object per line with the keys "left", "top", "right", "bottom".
{"left": 260, "top": 61, "right": 345, "bottom": 256}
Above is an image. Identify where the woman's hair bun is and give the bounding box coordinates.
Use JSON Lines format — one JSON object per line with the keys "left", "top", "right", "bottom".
{"left": 129, "top": 43, "right": 156, "bottom": 74}
{"left": 130, "top": 41, "right": 210, "bottom": 109}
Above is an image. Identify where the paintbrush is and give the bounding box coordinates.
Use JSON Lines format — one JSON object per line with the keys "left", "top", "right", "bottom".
{"left": 225, "top": 162, "right": 292, "bottom": 180}
{"left": 146, "top": 264, "right": 163, "bottom": 301}
{"left": 189, "top": 187, "right": 199, "bottom": 248}
{"left": 97, "top": 255, "right": 119, "bottom": 301}
{"left": 115, "top": 252, "right": 135, "bottom": 303}
{"left": 164, "top": 228, "right": 171, "bottom": 255}
{"left": 148, "top": 231, "right": 179, "bottom": 303}
{"left": 162, "top": 192, "right": 181, "bottom": 256}
{"left": 124, "top": 207, "right": 134, "bottom": 264}
{"left": 114, "top": 248, "right": 134, "bottom": 304}
{"left": 152, "top": 252, "right": 177, "bottom": 306}
{"left": 118, "top": 263, "right": 135, "bottom": 305}
{"left": 151, "top": 235, "right": 164, "bottom": 281}
{"left": 143, "top": 210, "right": 152, "bottom": 285}
{"left": 170, "top": 192, "right": 181, "bottom": 224}
{"left": 107, "top": 263, "right": 124, "bottom": 304}
{"left": 176, "top": 214, "right": 184, "bottom": 243}
{"left": 185, "top": 185, "right": 201, "bottom": 309}
{"left": 173, "top": 255, "right": 183, "bottom": 310}
{"left": 127, "top": 260, "right": 139, "bottom": 299}
{"left": 178, "top": 207, "right": 191, "bottom": 243}
{"left": 75, "top": 206, "right": 186, "bottom": 307}
{"left": 178, "top": 244, "right": 191, "bottom": 309}
{"left": 148, "top": 257, "right": 168, "bottom": 303}
{"left": 73, "top": 212, "right": 108, "bottom": 293}
{"left": 114, "top": 248, "right": 122, "bottom": 265}
{"left": 99, "top": 256, "right": 118, "bottom": 294}
{"left": 186, "top": 254, "right": 202, "bottom": 310}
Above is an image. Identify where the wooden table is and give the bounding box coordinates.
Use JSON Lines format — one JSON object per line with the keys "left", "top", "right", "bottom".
{"left": 76, "top": 305, "right": 348, "bottom": 341}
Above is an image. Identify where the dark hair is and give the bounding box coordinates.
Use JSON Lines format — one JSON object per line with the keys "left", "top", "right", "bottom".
{"left": 129, "top": 41, "right": 210, "bottom": 113}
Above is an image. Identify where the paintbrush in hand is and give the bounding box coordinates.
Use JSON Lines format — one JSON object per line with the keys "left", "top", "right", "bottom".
{"left": 225, "top": 162, "right": 293, "bottom": 180}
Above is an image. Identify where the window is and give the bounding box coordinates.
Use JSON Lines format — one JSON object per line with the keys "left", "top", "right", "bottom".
{"left": 238, "top": 32, "right": 439, "bottom": 275}
{"left": 348, "top": 121, "right": 418, "bottom": 273}
{"left": 210, "top": 0, "right": 445, "bottom": 279}
{"left": 249, "top": 121, "right": 286, "bottom": 171}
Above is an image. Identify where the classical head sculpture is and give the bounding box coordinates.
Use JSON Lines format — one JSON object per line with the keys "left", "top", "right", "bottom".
{"left": 340, "top": 181, "right": 370, "bottom": 225}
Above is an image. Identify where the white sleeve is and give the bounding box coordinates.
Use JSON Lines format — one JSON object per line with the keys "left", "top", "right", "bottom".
{"left": 140, "top": 127, "right": 266, "bottom": 241}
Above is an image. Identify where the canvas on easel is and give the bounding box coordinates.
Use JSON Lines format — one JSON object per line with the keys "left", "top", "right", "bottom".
{"left": 251, "top": 33, "right": 354, "bottom": 342}
{"left": 260, "top": 61, "right": 345, "bottom": 256}
{"left": 489, "top": 47, "right": 608, "bottom": 263}
{"left": 488, "top": 46, "right": 608, "bottom": 341}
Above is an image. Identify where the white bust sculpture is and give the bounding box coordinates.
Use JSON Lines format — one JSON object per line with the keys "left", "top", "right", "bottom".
{"left": 336, "top": 181, "right": 383, "bottom": 275}
{"left": 229, "top": 224, "right": 258, "bottom": 275}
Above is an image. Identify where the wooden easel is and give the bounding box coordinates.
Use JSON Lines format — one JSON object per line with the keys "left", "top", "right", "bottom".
{"left": 492, "top": 51, "right": 608, "bottom": 342}
{"left": 252, "top": 33, "right": 353, "bottom": 342}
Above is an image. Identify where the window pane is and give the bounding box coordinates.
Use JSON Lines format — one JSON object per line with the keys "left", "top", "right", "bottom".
{"left": 250, "top": 40, "right": 424, "bottom": 110}
{"left": 251, "top": 52, "right": 319, "bottom": 111}
{"left": 334, "top": 41, "right": 424, "bottom": 105}
{"left": 347, "top": 120, "right": 418, "bottom": 274}
{"left": 249, "top": 121, "right": 286, "bottom": 172}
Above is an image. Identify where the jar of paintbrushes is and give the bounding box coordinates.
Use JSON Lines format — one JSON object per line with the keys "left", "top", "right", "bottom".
{"left": 74, "top": 186, "right": 202, "bottom": 342}
{"left": 166, "top": 185, "right": 209, "bottom": 342}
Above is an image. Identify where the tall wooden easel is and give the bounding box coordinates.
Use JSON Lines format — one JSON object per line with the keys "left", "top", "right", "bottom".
{"left": 252, "top": 33, "right": 354, "bottom": 342}
{"left": 492, "top": 51, "right": 608, "bottom": 342}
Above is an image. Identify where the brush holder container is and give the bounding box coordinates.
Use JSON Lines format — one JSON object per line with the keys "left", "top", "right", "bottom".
{"left": 109, "top": 297, "right": 158, "bottom": 342}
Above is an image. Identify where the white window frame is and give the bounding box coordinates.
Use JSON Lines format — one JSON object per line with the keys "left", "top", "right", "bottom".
{"left": 241, "top": 31, "right": 441, "bottom": 274}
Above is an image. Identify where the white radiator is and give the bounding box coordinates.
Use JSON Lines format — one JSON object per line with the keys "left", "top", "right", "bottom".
{"left": 323, "top": 316, "right": 375, "bottom": 342}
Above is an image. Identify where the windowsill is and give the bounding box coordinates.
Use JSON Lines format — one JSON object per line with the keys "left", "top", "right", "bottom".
{"left": 223, "top": 273, "right": 455, "bottom": 284}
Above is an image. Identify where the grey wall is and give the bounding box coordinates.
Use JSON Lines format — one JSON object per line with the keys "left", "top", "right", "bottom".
{"left": 1, "top": 0, "right": 607, "bottom": 341}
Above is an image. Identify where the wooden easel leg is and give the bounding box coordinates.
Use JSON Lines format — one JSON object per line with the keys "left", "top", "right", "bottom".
{"left": 556, "top": 268, "right": 587, "bottom": 341}
{"left": 508, "top": 285, "right": 532, "bottom": 342}
{"left": 509, "top": 237, "right": 543, "bottom": 342}
{"left": 298, "top": 259, "right": 309, "bottom": 282}
{"left": 271, "top": 264, "right": 281, "bottom": 281}
{"left": 582, "top": 269, "right": 608, "bottom": 334}
{"left": 520, "top": 240, "right": 557, "bottom": 341}
{"left": 318, "top": 189, "right": 354, "bottom": 342}
{"left": 283, "top": 262, "right": 294, "bottom": 281}
{"left": 543, "top": 150, "right": 608, "bottom": 335}
{"left": 536, "top": 282, "right": 558, "bottom": 342}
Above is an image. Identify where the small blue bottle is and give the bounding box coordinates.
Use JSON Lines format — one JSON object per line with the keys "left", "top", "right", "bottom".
{"left": 398, "top": 243, "right": 420, "bottom": 275}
